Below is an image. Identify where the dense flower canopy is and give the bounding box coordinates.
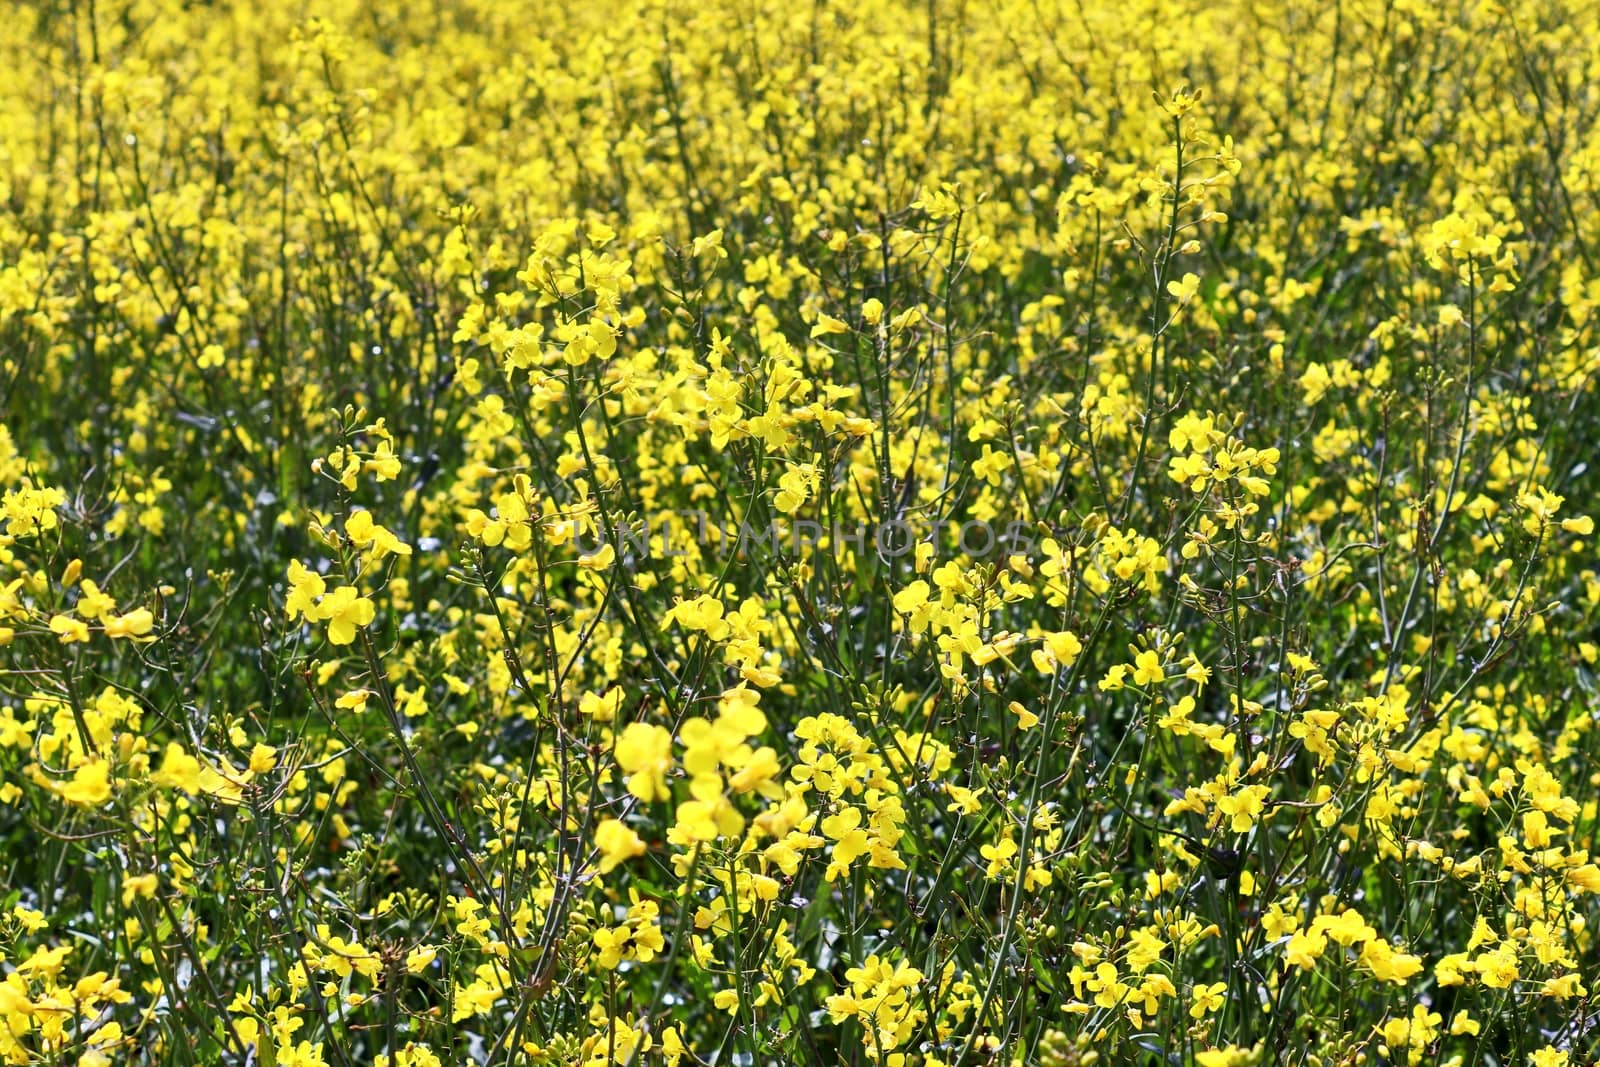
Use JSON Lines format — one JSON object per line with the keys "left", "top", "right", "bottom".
{"left": 2, "top": 0, "right": 1600, "bottom": 1065}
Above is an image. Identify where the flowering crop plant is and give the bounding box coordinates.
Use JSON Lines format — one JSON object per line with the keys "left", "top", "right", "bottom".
{"left": 3, "top": 0, "right": 1600, "bottom": 1064}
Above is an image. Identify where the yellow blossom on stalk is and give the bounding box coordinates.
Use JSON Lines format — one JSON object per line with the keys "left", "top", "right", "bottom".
{"left": 1166, "top": 272, "right": 1201, "bottom": 303}
{"left": 285, "top": 560, "right": 326, "bottom": 620}
{"left": 1132, "top": 649, "right": 1166, "bottom": 687}
{"left": 75, "top": 580, "right": 116, "bottom": 619}
{"left": 345, "top": 510, "right": 412, "bottom": 562}
{"left": 615, "top": 723, "right": 674, "bottom": 802}
{"left": 57, "top": 760, "right": 113, "bottom": 806}
{"left": 49, "top": 614, "right": 90, "bottom": 643}
{"left": 594, "top": 818, "right": 646, "bottom": 873}
{"left": 103, "top": 608, "right": 155, "bottom": 640}
{"left": 1190, "top": 982, "right": 1225, "bottom": 1018}
{"left": 809, "top": 314, "right": 849, "bottom": 338}
{"left": 577, "top": 543, "right": 615, "bottom": 570}
{"left": 316, "top": 586, "right": 375, "bottom": 645}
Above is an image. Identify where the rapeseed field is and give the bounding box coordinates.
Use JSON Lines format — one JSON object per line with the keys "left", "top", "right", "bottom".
{"left": 2, "top": 1, "right": 1599, "bottom": 1064}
